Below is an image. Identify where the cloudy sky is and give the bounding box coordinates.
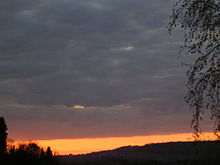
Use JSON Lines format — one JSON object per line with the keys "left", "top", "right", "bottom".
{"left": 0, "top": 0, "right": 209, "bottom": 141}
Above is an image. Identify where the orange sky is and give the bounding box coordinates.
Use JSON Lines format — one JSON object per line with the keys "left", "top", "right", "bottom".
{"left": 29, "top": 132, "right": 217, "bottom": 155}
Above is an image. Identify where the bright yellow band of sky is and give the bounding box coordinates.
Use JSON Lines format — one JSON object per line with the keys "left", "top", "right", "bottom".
{"left": 27, "top": 132, "right": 217, "bottom": 155}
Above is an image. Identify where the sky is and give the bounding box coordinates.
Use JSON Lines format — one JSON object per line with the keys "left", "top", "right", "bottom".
{"left": 0, "top": 0, "right": 214, "bottom": 154}
{"left": 37, "top": 133, "right": 216, "bottom": 155}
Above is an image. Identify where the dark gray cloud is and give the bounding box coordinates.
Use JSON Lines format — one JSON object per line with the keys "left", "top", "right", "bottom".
{"left": 1, "top": 103, "right": 194, "bottom": 140}
{"left": 0, "top": 0, "right": 205, "bottom": 140}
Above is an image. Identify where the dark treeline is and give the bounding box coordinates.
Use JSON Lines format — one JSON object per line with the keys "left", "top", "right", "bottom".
{"left": 0, "top": 143, "right": 60, "bottom": 165}
{"left": 0, "top": 116, "right": 60, "bottom": 165}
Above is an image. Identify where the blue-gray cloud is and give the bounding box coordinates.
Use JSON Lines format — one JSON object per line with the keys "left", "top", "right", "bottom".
{"left": 0, "top": 0, "right": 203, "bottom": 140}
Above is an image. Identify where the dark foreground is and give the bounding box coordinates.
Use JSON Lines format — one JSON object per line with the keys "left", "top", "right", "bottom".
{"left": 59, "top": 141, "right": 220, "bottom": 165}
{"left": 1, "top": 141, "right": 220, "bottom": 165}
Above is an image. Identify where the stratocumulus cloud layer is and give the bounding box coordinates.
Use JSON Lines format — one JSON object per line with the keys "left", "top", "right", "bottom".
{"left": 0, "top": 0, "right": 203, "bottom": 140}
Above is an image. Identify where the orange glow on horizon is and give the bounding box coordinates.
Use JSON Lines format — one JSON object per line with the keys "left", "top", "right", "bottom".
{"left": 20, "top": 132, "right": 217, "bottom": 155}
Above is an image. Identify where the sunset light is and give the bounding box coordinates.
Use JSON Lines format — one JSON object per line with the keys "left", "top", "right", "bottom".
{"left": 37, "top": 132, "right": 216, "bottom": 155}
{"left": 72, "top": 105, "right": 86, "bottom": 109}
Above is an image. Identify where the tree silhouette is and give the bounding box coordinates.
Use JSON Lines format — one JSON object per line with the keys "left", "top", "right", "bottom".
{"left": 169, "top": 0, "right": 220, "bottom": 137}
{"left": 0, "top": 117, "right": 59, "bottom": 164}
{"left": 0, "top": 116, "right": 8, "bottom": 155}
{"left": 46, "top": 147, "right": 53, "bottom": 157}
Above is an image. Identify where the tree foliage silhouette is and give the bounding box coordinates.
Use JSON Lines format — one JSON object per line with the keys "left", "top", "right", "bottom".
{"left": 0, "top": 117, "right": 59, "bottom": 165}
{"left": 0, "top": 116, "right": 8, "bottom": 154}
{"left": 169, "top": 0, "right": 220, "bottom": 137}
{"left": 46, "top": 147, "right": 53, "bottom": 157}
{"left": 7, "top": 143, "right": 58, "bottom": 165}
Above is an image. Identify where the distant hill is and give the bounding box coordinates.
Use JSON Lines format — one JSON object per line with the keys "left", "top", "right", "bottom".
{"left": 58, "top": 141, "right": 220, "bottom": 164}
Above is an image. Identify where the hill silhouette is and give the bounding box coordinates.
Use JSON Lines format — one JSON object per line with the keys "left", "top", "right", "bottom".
{"left": 58, "top": 141, "right": 220, "bottom": 165}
